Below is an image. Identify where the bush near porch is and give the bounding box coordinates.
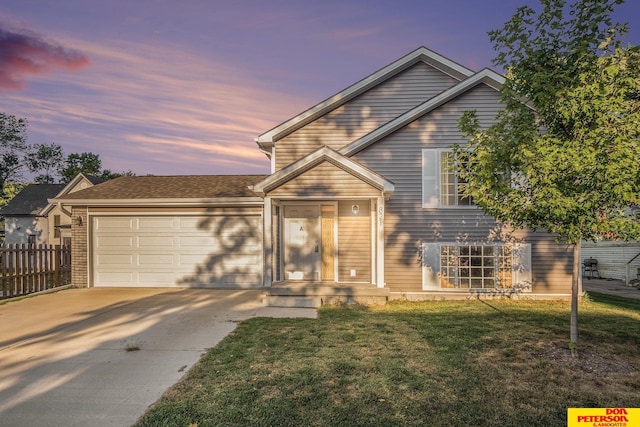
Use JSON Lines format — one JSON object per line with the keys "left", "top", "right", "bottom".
{"left": 136, "top": 294, "right": 640, "bottom": 427}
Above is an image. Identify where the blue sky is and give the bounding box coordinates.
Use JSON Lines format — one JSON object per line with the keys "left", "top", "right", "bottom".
{"left": 1, "top": 0, "right": 638, "bottom": 176}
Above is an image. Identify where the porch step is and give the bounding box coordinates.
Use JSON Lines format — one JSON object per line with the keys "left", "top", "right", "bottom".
{"left": 263, "top": 296, "right": 323, "bottom": 308}
{"left": 263, "top": 282, "right": 389, "bottom": 307}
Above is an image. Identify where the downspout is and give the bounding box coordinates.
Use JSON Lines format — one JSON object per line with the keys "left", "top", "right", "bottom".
{"left": 57, "top": 202, "right": 72, "bottom": 217}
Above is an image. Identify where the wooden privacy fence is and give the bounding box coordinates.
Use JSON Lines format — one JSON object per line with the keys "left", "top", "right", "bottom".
{"left": 0, "top": 244, "right": 71, "bottom": 299}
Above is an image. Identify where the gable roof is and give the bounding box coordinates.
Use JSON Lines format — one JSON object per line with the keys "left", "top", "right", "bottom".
{"left": 40, "top": 173, "right": 106, "bottom": 216}
{"left": 340, "top": 68, "right": 505, "bottom": 156}
{"left": 251, "top": 146, "right": 395, "bottom": 198}
{"left": 255, "top": 46, "right": 475, "bottom": 151}
{"left": 0, "top": 184, "right": 65, "bottom": 216}
{"left": 53, "top": 175, "right": 268, "bottom": 206}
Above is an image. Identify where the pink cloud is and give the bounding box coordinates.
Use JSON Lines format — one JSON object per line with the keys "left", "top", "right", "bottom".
{"left": 0, "top": 26, "right": 90, "bottom": 90}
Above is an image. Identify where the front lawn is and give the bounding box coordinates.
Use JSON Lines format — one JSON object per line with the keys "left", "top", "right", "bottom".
{"left": 135, "top": 293, "right": 640, "bottom": 427}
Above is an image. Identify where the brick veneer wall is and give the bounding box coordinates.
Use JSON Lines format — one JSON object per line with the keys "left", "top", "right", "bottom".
{"left": 71, "top": 206, "right": 88, "bottom": 287}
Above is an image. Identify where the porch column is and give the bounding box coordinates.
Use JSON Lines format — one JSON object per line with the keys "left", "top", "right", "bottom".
{"left": 376, "top": 197, "right": 385, "bottom": 288}
{"left": 263, "top": 197, "right": 272, "bottom": 287}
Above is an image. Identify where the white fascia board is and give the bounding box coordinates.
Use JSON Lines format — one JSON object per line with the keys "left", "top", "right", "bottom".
{"left": 340, "top": 69, "right": 505, "bottom": 157}
{"left": 251, "top": 146, "right": 394, "bottom": 196}
{"left": 50, "top": 197, "right": 264, "bottom": 207}
{"left": 256, "top": 47, "right": 475, "bottom": 146}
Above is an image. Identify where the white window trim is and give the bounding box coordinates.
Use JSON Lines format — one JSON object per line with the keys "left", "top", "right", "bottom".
{"left": 422, "top": 242, "right": 532, "bottom": 292}
{"left": 422, "top": 148, "right": 476, "bottom": 209}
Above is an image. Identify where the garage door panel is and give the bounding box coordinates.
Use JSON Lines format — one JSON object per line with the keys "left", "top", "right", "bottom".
{"left": 96, "top": 236, "right": 134, "bottom": 248}
{"left": 177, "top": 217, "right": 206, "bottom": 229}
{"left": 138, "top": 235, "right": 175, "bottom": 247}
{"left": 221, "top": 254, "right": 261, "bottom": 266}
{"left": 175, "top": 237, "right": 262, "bottom": 251}
{"left": 138, "top": 254, "right": 176, "bottom": 266}
{"left": 178, "top": 235, "right": 217, "bottom": 247}
{"left": 95, "top": 217, "right": 135, "bottom": 230}
{"left": 96, "top": 272, "right": 134, "bottom": 284}
{"left": 93, "top": 214, "right": 263, "bottom": 288}
{"left": 138, "top": 217, "right": 176, "bottom": 229}
{"left": 96, "top": 254, "right": 134, "bottom": 265}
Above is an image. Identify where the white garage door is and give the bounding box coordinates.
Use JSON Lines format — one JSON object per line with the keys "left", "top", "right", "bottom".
{"left": 92, "top": 214, "right": 263, "bottom": 287}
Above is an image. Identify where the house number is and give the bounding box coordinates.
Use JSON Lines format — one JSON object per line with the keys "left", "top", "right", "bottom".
{"left": 378, "top": 206, "right": 384, "bottom": 226}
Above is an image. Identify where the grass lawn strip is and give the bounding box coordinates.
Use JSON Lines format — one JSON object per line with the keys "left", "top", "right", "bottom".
{"left": 135, "top": 296, "right": 640, "bottom": 427}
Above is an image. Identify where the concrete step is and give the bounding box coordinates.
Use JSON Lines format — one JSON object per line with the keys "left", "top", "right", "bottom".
{"left": 263, "top": 295, "right": 322, "bottom": 308}
{"left": 263, "top": 282, "right": 390, "bottom": 307}
{"left": 267, "top": 285, "right": 390, "bottom": 298}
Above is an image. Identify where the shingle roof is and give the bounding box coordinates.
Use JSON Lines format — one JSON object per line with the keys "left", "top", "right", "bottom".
{"left": 57, "top": 175, "right": 268, "bottom": 200}
{"left": 0, "top": 184, "right": 66, "bottom": 216}
{"left": 85, "top": 175, "right": 106, "bottom": 185}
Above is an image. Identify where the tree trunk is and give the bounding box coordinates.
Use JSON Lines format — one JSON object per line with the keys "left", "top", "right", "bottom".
{"left": 570, "top": 242, "right": 580, "bottom": 357}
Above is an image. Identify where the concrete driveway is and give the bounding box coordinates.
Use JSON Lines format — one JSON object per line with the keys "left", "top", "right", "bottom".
{"left": 0, "top": 287, "right": 316, "bottom": 427}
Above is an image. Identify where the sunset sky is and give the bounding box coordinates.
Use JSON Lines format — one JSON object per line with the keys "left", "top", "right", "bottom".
{"left": 1, "top": 1, "right": 639, "bottom": 177}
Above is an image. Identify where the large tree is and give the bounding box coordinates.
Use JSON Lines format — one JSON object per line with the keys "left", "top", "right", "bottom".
{"left": 0, "top": 113, "right": 29, "bottom": 190}
{"left": 458, "top": 0, "right": 640, "bottom": 355}
{"left": 26, "top": 143, "right": 65, "bottom": 184}
{"left": 59, "top": 152, "right": 103, "bottom": 183}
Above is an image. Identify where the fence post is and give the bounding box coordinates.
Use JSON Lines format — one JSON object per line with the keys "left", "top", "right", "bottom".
{"left": 8, "top": 245, "right": 15, "bottom": 297}
{"left": 54, "top": 245, "right": 61, "bottom": 288}
{"left": 1, "top": 245, "right": 6, "bottom": 298}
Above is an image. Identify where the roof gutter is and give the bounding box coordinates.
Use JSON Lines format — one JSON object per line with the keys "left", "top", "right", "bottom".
{"left": 49, "top": 197, "right": 265, "bottom": 207}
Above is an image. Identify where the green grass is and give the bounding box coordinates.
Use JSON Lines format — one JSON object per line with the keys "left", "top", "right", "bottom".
{"left": 135, "top": 298, "right": 640, "bottom": 427}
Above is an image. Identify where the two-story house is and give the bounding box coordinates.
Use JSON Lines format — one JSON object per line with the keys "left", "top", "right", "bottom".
{"left": 53, "top": 47, "right": 573, "bottom": 304}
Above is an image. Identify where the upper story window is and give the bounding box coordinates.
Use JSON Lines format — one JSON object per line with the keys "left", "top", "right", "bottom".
{"left": 422, "top": 149, "right": 473, "bottom": 208}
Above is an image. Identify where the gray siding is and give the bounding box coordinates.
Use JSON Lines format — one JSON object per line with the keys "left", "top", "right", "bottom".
{"left": 338, "top": 200, "right": 371, "bottom": 283}
{"left": 268, "top": 162, "right": 381, "bottom": 198}
{"left": 581, "top": 240, "right": 640, "bottom": 282}
{"left": 275, "top": 63, "right": 458, "bottom": 170}
{"left": 354, "top": 84, "right": 573, "bottom": 294}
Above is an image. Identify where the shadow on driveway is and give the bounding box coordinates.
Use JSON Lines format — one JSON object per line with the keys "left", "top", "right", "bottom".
{"left": 0, "top": 287, "right": 315, "bottom": 427}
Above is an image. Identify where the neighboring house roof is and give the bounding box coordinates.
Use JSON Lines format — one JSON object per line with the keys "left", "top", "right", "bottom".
{"left": 53, "top": 175, "right": 269, "bottom": 206}
{"left": 255, "top": 46, "right": 475, "bottom": 151}
{"left": 0, "top": 184, "right": 65, "bottom": 216}
{"left": 41, "top": 172, "right": 106, "bottom": 216}
{"left": 85, "top": 175, "right": 106, "bottom": 185}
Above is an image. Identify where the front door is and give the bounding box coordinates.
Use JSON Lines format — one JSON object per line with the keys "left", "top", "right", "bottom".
{"left": 283, "top": 205, "right": 321, "bottom": 280}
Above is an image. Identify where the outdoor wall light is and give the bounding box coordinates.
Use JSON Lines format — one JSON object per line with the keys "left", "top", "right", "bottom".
{"left": 352, "top": 204, "right": 360, "bottom": 215}
{"left": 73, "top": 216, "right": 83, "bottom": 226}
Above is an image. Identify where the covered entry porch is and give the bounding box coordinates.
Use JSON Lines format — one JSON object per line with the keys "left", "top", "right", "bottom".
{"left": 250, "top": 147, "right": 394, "bottom": 306}
{"left": 266, "top": 200, "right": 390, "bottom": 307}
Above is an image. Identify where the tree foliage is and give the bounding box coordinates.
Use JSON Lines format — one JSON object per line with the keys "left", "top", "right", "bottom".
{"left": 26, "top": 143, "right": 65, "bottom": 184}
{"left": 0, "top": 112, "right": 131, "bottom": 199}
{"left": 59, "top": 152, "right": 103, "bottom": 183}
{"left": 459, "top": 0, "right": 640, "bottom": 245}
{"left": 58, "top": 152, "right": 130, "bottom": 183}
{"left": 0, "top": 113, "right": 29, "bottom": 190}
{"left": 457, "top": 0, "right": 640, "bottom": 350}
